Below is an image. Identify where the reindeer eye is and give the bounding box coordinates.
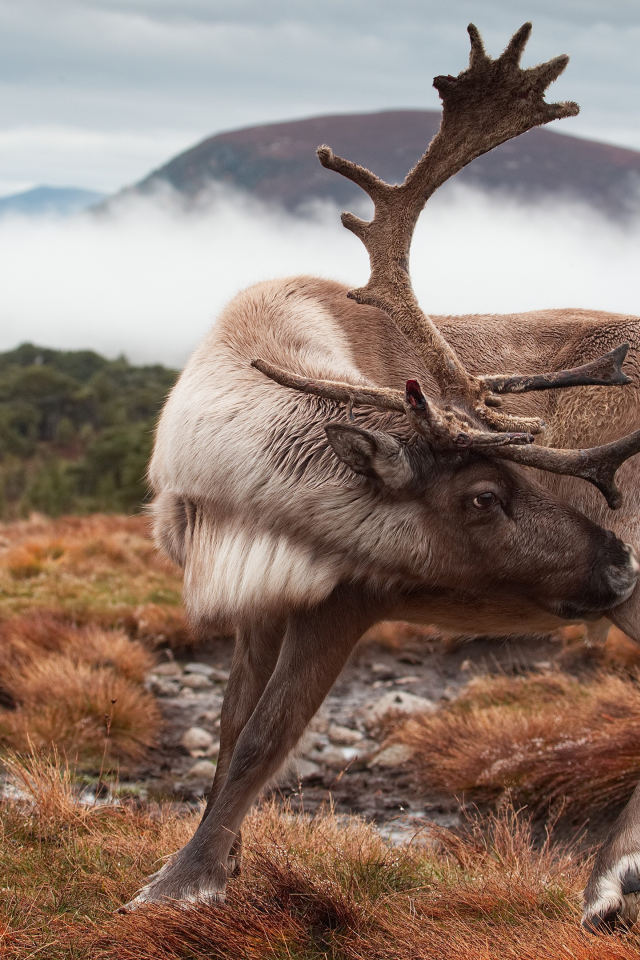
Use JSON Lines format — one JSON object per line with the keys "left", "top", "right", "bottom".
{"left": 472, "top": 491, "right": 498, "bottom": 509}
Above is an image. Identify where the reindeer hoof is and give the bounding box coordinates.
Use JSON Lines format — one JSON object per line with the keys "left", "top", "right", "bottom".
{"left": 582, "top": 907, "right": 630, "bottom": 934}
{"left": 116, "top": 888, "right": 226, "bottom": 914}
{"left": 583, "top": 863, "right": 640, "bottom": 934}
{"left": 117, "top": 860, "right": 227, "bottom": 912}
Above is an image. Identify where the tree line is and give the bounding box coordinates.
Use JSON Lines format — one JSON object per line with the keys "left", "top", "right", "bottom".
{"left": 0, "top": 343, "right": 178, "bottom": 517}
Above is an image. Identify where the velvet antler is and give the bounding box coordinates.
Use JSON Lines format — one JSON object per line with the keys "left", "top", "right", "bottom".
{"left": 253, "top": 23, "right": 640, "bottom": 507}
{"left": 316, "top": 21, "right": 582, "bottom": 433}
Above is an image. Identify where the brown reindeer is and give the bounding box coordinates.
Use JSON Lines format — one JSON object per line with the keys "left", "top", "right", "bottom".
{"left": 127, "top": 24, "right": 640, "bottom": 924}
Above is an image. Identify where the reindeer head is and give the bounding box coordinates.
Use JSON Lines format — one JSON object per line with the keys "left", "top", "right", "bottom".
{"left": 253, "top": 23, "right": 640, "bottom": 625}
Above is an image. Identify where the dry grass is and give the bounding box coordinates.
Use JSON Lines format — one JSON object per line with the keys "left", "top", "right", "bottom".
{"left": 0, "top": 750, "right": 197, "bottom": 958}
{"left": 2, "top": 658, "right": 160, "bottom": 764}
{"left": 0, "top": 513, "right": 189, "bottom": 645}
{"left": 0, "top": 623, "right": 161, "bottom": 764}
{"left": 393, "top": 669, "right": 640, "bottom": 817}
{"left": 0, "top": 613, "right": 161, "bottom": 764}
{"left": 0, "top": 514, "right": 188, "bottom": 766}
{"left": 0, "top": 613, "right": 153, "bottom": 679}
{"left": 4, "top": 750, "right": 640, "bottom": 960}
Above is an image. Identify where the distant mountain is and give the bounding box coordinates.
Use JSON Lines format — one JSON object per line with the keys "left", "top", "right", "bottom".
{"left": 0, "top": 186, "right": 106, "bottom": 218}
{"left": 122, "top": 110, "right": 640, "bottom": 218}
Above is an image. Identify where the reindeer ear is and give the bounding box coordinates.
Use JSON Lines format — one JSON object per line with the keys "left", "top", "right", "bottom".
{"left": 325, "top": 424, "right": 413, "bottom": 489}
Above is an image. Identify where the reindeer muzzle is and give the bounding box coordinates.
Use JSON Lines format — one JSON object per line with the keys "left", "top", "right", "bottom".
{"left": 557, "top": 537, "right": 638, "bottom": 621}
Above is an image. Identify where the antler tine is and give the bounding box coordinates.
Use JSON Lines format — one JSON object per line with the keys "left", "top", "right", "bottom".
{"left": 534, "top": 55, "right": 571, "bottom": 90}
{"left": 467, "top": 23, "right": 488, "bottom": 67}
{"left": 251, "top": 359, "right": 405, "bottom": 413}
{"left": 502, "top": 21, "right": 532, "bottom": 65}
{"left": 480, "top": 344, "right": 632, "bottom": 395}
{"left": 490, "top": 430, "right": 640, "bottom": 510}
{"left": 316, "top": 146, "right": 389, "bottom": 204}
{"left": 318, "top": 21, "right": 579, "bottom": 435}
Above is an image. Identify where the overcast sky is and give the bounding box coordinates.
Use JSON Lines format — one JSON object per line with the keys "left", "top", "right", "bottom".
{"left": 1, "top": 0, "right": 639, "bottom": 196}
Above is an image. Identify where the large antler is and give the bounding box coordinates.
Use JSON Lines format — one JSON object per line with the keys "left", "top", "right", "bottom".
{"left": 253, "top": 23, "right": 640, "bottom": 507}
{"left": 316, "top": 21, "right": 581, "bottom": 434}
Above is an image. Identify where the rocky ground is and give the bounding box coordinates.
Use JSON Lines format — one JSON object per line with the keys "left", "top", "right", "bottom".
{"left": 135, "top": 629, "right": 567, "bottom": 840}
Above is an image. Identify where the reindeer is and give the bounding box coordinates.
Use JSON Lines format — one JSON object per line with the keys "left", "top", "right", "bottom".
{"left": 126, "top": 24, "right": 640, "bottom": 927}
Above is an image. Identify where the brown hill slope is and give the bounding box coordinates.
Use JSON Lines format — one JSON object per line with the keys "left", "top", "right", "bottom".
{"left": 129, "top": 110, "right": 640, "bottom": 217}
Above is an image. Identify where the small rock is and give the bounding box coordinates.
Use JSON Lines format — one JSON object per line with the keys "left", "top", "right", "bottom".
{"left": 198, "top": 710, "right": 221, "bottom": 726}
{"left": 396, "top": 676, "right": 419, "bottom": 684}
{"left": 328, "top": 724, "right": 363, "bottom": 746}
{"left": 148, "top": 677, "right": 181, "bottom": 697}
{"left": 371, "top": 662, "right": 397, "bottom": 680}
{"left": 361, "top": 690, "right": 436, "bottom": 730}
{"left": 181, "top": 726, "right": 214, "bottom": 752}
{"left": 300, "top": 732, "right": 327, "bottom": 755}
{"left": 312, "top": 740, "right": 375, "bottom": 770}
{"left": 174, "top": 782, "right": 206, "bottom": 800}
{"left": 209, "top": 667, "right": 230, "bottom": 683}
{"left": 309, "top": 712, "right": 329, "bottom": 735}
{"left": 369, "top": 743, "right": 413, "bottom": 768}
{"left": 460, "top": 659, "right": 472, "bottom": 672}
{"left": 315, "top": 746, "right": 352, "bottom": 768}
{"left": 186, "top": 759, "right": 217, "bottom": 779}
{"left": 181, "top": 673, "right": 213, "bottom": 690}
{"left": 371, "top": 662, "right": 390, "bottom": 674}
{"left": 290, "top": 758, "right": 322, "bottom": 780}
{"left": 184, "top": 662, "right": 215, "bottom": 676}
{"left": 192, "top": 740, "right": 220, "bottom": 759}
{"left": 152, "top": 661, "right": 182, "bottom": 677}
{"left": 183, "top": 663, "right": 229, "bottom": 682}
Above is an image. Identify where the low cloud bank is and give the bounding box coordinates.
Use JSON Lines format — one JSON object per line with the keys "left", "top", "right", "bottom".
{"left": 0, "top": 186, "right": 638, "bottom": 368}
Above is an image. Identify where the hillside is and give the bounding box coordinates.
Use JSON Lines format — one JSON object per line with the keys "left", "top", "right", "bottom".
{"left": 0, "top": 343, "right": 177, "bottom": 518}
{"left": 126, "top": 110, "right": 640, "bottom": 217}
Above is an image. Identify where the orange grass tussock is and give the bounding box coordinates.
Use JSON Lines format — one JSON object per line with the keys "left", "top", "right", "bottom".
{"left": 2, "top": 657, "right": 160, "bottom": 763}
{"left": 393, "top": 670, "right": 640, "bottom": 817}
{"left": 1, "top": 750, "right": 640, "bottom": 960}
{"left": 0, "top": 514, "right": 182, "bottom": 765}
{"left": 0, "top": 614, "right": 161, "bottom": 764}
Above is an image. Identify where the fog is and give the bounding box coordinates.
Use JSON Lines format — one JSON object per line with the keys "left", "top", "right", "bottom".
{"left": 0, "top": 187, "right": 639, "bottom": 368}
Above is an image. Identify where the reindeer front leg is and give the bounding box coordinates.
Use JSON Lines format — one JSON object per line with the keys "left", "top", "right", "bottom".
{"left": 119, "top": 584, "right": 381, "bottom": 909}
{"left": 583, "top": 785, "right": 640, "bottom": 932}
{"left": 583, "top": 575, "right": 640, "bottom": 932}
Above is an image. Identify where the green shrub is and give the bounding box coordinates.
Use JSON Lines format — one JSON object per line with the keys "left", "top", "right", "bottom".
{"left": 0, "top": 343, "right": 177, "bottom": 518}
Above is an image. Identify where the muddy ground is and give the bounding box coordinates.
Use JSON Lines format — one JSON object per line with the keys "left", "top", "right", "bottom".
{"left": 130, "top": 629, "right": 619, "bottom": 847}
